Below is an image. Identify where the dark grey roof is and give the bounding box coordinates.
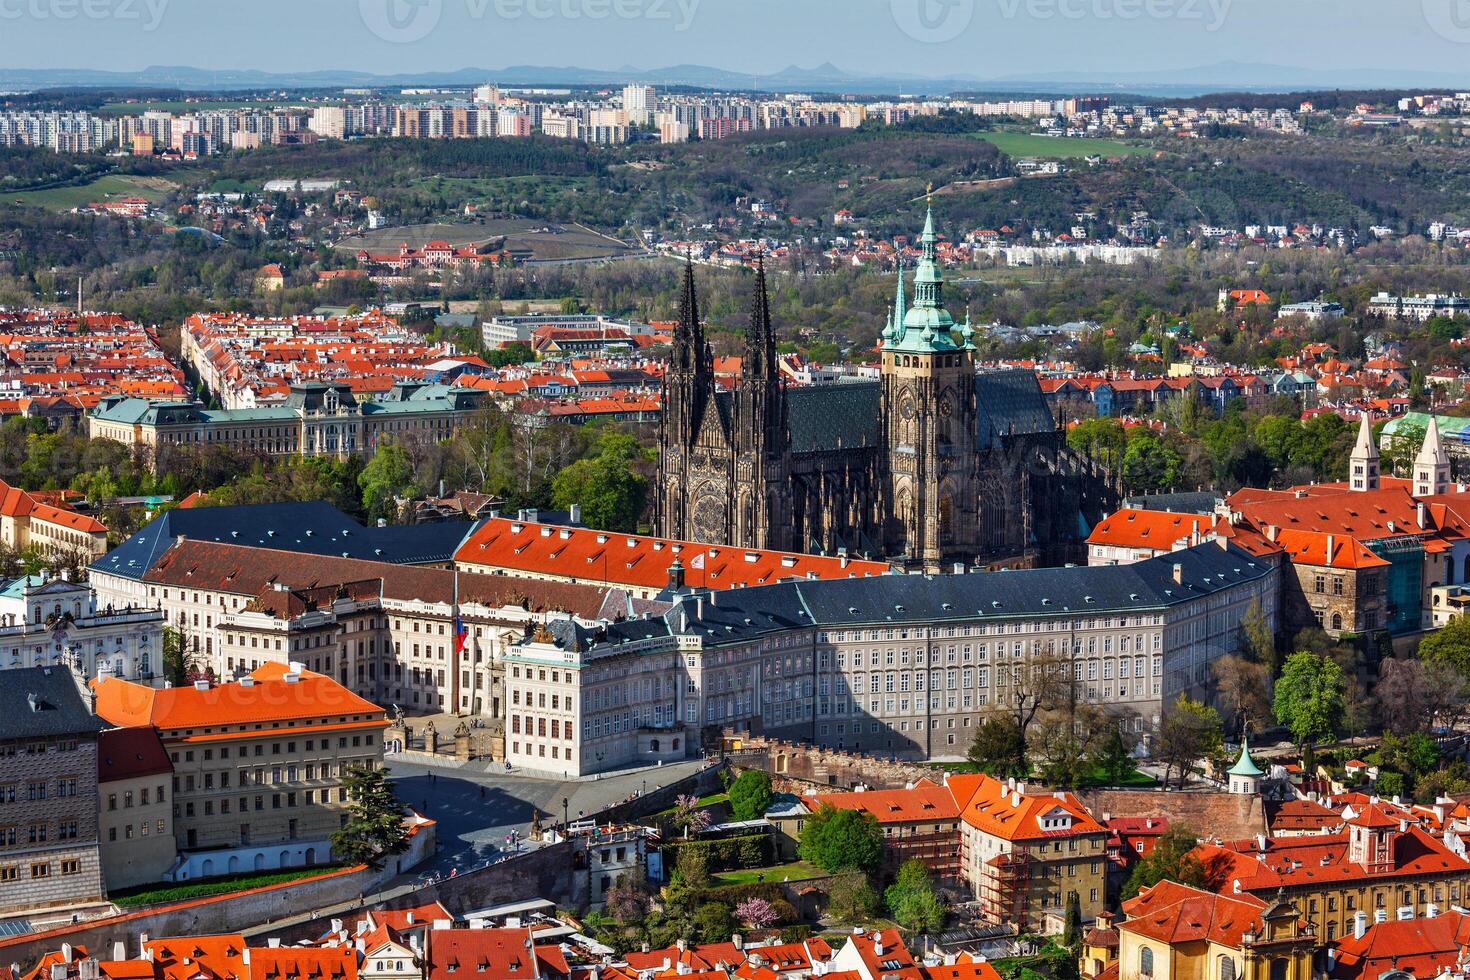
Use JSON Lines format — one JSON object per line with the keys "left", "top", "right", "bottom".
{"left": 786, "top": 382, "right": 882, "bottom": 455}
{"left": 91, "top": 502, "right": 472, "bottom": 581}
{"left": 1124, "top": 492, "right": 1225, "bottom": 516}
{"left": 974, "top": 369, "right": 1056, "bottom": 449}
{"left": 557, "top": 542, "right": 1272, "bottom": 656}
{"left": 0, "top": 667, "right": 103, "bottom": 740}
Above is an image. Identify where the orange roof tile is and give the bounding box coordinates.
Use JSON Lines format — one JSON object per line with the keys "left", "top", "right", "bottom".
{"left": 94, "top": 665, "right": 385, "bottom": 732}
{"left": 947, "top": 773, "right": 1104, "bottom": 842}
{"left": 454, "top": 518, "right": 889, "bottom": 592}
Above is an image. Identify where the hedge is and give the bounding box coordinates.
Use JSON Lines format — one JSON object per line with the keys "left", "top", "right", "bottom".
{"left": 663, "top": 833, "right": 773, "bottom": 873}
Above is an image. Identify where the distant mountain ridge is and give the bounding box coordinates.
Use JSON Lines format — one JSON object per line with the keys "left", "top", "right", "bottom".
{"left": 2, "top": 60, "right": 1469, "bottom": 97}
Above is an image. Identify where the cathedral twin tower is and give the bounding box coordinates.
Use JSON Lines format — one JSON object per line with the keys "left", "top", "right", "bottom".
{"left": 655, "top": 205, "right": 1115, "bottom": 571}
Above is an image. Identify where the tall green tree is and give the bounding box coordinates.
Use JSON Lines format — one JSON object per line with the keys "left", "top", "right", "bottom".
{"left": 798, "top": 805, "right": 883, "bottom": 873}
{"left": 728, "top": 769, "right": 774, "bottom": 821}
{"left": 1418, "top": 616, "right": 1470, "bottom": 679}
{"left": 1274, "top": 652, "right": 1346, "bottom": 764}
{"left": 884, "top": 859, "right": 945, "bottom": 933}
{"left": 551, "top": 430, "right": 650, "bottom": 532}
{"left": 329, "top": 765, "right": 410, "bottom": 869}
{"left": 358, "top": 440, "right": 420, "bottom": 522}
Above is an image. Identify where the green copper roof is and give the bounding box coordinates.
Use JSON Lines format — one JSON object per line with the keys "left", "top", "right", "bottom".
{"left": 884, "top": 202, "right": 974, "bottom": 355}
{"left": 1228, "top": 741, "right": 1264, "bottom": 778}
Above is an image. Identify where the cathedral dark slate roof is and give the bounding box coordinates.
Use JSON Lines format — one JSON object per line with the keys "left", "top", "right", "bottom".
{"left": 547, "top": 542, "right": 1274, "bottom": 659}
{"left": 785, "top": 381, "right": 882, "bottom": 454}
{"left": 974, "top": 369, "right": 1057, "bottom": 449}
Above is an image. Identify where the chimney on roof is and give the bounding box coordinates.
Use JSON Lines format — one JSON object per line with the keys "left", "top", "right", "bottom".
{"left": 1354, "top": 911, "right": 1367, "bottom": 939}
{"left": 1419, "top": 502, "right": 1428, "bottom": 530}
{"left": 193, "top": 679, "right": 210, "bottom": 691}
{"left": 1266, "top": 525, "right": 1279, "bottom": 543}
{"left": 1171, "top": 563, "right": 1183, "bottom": 585}
{"left": 1375, "top": 909, "right": 1388, "bottom": 924}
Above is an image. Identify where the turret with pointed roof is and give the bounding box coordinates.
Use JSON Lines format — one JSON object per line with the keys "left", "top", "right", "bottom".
{"left": 1228, "top": 739, "right": 1264, "bottom": 795}
{"left": 1415, "top": 416, "right": 1451, "bottom": 498}
{"left": 1350, "top": 413, "right": 1380, "bottom": 492}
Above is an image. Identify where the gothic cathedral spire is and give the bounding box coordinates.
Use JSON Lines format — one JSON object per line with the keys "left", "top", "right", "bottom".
{"left": 739, "top": 255, "right": 784, "bottom": 455}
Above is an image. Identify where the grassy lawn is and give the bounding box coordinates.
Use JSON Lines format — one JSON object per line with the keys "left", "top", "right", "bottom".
{"left": 713, "top": 861, "right": 823, "bottom": 886}
{"left": 5, "top": 174, "right": 175, "bottom": 211}
{"left": 978, "top": 131, "right": 1152, "bottom": 159}
{"left": 109, "top": 864, "right": 347, "bottom": 909}
{"left": 652, "top": 790, "right": 728, "bottom": 817}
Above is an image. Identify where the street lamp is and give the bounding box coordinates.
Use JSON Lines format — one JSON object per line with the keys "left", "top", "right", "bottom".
{"left": 562, "top": 796, "right": 569, "bottom": 831}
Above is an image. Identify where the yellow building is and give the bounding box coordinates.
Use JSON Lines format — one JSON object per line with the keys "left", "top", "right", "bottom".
{"left": 1191, "top": 804, "right": 1470, "bottom": 943}
{"left": 93, "top": 661, "right": 387, "bottom": 880}
{"left": 948, "top": 773, "right": 1110, "bottom": 933}
{"left": 1117, "top": 881, "right": 1315, "bottom": 980}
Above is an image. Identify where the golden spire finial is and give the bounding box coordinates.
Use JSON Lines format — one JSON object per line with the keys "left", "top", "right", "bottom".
{"left": 926, "top": 181, "right": 934, "bottom": 201}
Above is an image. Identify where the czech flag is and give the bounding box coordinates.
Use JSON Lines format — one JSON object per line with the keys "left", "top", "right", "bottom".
{"left": 454, "top": 615, "right": 468, "bottom": 655}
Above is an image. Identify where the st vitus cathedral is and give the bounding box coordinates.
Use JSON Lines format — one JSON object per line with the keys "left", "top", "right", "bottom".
{"left": 655, "top": 204, "right": 1118, "bottom": 571}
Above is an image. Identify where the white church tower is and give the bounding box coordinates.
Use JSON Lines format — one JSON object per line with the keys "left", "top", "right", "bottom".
{"left": 1415, "top": 417, "right": 1451, "bottom": 498}
{"left": 1350, "top": 413, "right": 1380, "bottom": 492}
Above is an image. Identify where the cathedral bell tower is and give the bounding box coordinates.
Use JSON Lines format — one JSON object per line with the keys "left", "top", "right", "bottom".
{"left": 656, "top": 257, "right": 714, "bottom": 541}
{"left": 734, "top": 257, "right": 791, "bottom": 549}
{"left": 880, "top": 197, "right": 981, "bottom": 570}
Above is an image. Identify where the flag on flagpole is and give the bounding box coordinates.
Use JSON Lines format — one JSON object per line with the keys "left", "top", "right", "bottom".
{"left": 454, "top": 615, "right": 468, "bottom": 655}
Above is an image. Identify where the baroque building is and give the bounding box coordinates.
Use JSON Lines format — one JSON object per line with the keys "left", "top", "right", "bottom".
{"left": 656, "top": 206, "right": 1117, "bottom": 570}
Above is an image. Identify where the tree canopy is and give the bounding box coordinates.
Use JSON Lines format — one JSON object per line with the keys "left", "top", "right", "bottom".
{"left": 727, "top": 769, "right": 774, "bottom": 822}
{"left": 1273, "top": 652, "right": 1346, "bottom": 753}
{"left": 798, "top": 805, "right": 883, "bottom": 873}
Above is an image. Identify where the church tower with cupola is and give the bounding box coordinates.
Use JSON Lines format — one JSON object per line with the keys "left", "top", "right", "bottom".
{"left": 879, "top": 198, "right": 982, "bottom": 570}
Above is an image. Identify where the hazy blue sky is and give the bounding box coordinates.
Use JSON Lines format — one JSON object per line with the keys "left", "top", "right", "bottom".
{"left": 4, "top": 0, "right": 1469, "bottom": 80}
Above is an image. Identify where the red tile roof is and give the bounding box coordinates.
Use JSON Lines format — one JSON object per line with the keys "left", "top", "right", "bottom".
{"left": 1087, "top": 509, "right": 1215, "bottom": 551}
{"left": 1329, "top": 909, "right": 1470, "bottom": 980}
{"left": 947, "top": 774, "right": 1104, "bottom": 842}
{"left": 98, "top": 726, "right": 173, "bottom": 783}
{"left": 426, "top": 929, "right": 569, "bottom": 980}
{"left": 799, "top": 780, "right": 959, "bottom": 824}
{"left": 1120, "top": 880, "right": 1268, "bottom": 948}
{"left": 454, "top": 518, "right": 889, "bottom": 593}
{"left": 94, "top": 664, "right": 385, "bottom": 733}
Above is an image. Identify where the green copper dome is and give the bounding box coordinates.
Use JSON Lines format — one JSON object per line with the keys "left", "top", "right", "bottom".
{"left": 1228, "top": 740, "right": 1264, "bottom": 778}
{"left": 885, "top": 201, "right": 973, "bottom": 356}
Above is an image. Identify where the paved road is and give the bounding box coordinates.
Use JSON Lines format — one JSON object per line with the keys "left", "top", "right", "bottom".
{"left": 385, "top": 757, "right": 708, "bottom": 875}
